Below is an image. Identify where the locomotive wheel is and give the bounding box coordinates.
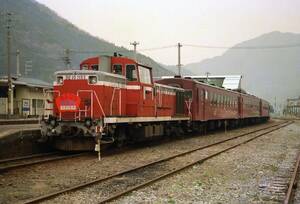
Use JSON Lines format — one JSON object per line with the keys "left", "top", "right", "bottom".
{"left": 115, "top": 127, "right": 127, "bottom": 148}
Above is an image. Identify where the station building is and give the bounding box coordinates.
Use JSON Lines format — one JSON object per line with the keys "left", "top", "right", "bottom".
{"left": 284, "top": 97, "right": 300, "bottom": 117}
{"left": 0, "top": 75, "right": 53, "bottom": 118}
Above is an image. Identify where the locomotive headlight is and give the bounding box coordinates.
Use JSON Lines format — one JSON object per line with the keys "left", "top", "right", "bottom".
{"left": 85, "top": 118, "right": 92, "bottom": 128}
{"left": 89, "top": 76, "right": 97, "bottom": 84}
{"left": 49, "top": 118, "right": 56, "bottom": 127}
{"left": 57, "top": 76, "right": 63, "bottom": 84}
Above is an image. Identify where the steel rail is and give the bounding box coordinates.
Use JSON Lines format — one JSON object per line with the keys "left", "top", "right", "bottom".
{"left": 0, "top": 152, "right": 59, "bottom": 164}
{"left": 23, "top": 121, "right": 292, "bottom": 204}
{"left": 0, "top": 152, "right": 88, "bottom": 172}
{"left": 284, "top": 151, "right": 300, "bottom": 204}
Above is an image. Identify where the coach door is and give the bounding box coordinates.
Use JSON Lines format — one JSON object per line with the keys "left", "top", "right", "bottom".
{"left": 197, "top": 89, "right": 205, "bottom": 120}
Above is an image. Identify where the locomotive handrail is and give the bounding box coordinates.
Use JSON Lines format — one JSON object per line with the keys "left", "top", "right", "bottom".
{"left": 110, "top": 88, "right": 121, "bottom": 115}
{"left": 43, "top": 89, "right": 61, "bottom": 120}
{"left": 77, "top": 90, "right": 106, "bottom": 120}
{"left": 92, "top": 90, "right": 106, "bottom": 118}
{"left": 185, "top": 99, "right": 193, "bottom": 117}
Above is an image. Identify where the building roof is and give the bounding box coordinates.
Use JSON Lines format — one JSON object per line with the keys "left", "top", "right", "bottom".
{"left": 161, "top": 75, "right": 242, "bottom": 90}
{"left": 0, "top": 76, "right": 52, "bottom": 89}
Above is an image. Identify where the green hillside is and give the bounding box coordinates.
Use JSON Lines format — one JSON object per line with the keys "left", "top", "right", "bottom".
{"left": 0, "top": 0, "right": 173, "bottom": 82}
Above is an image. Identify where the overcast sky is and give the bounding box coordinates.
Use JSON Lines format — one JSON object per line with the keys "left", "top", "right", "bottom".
{"left": 36, "top": 0, "right": 300, "bottom": 65}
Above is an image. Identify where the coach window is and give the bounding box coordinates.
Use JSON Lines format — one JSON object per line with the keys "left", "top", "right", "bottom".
{"left": 126, "top": 65, "right": 137, "bottom": 81}
{"left": 113, "top": 64, "right": 122, "bottom": 75}
{"left": 185, "top": 90, "right": 193, "bottom": 100}
{"left": 208, "top": 92, "right": 212, "bottom": 103}
{"left": 228, "top": 97, "right": 230, "bottom": 107}
{"left": 214, "top": 93, "right": 217, "bottom": 105}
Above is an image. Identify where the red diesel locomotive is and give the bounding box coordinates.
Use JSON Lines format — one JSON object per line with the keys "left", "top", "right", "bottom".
{"left": 41, "top": 56, "right": 190, "bottom": 151}
{"left": 41, "top": 55, "right": 270, "bottom": 153}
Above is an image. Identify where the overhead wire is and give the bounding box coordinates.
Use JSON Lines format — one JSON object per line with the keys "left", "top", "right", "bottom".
{"left": 183, "top": 43, "right": 300, "bottom": 49}
{"left": 138, "top": 45, "right": 177, "bottom": 52}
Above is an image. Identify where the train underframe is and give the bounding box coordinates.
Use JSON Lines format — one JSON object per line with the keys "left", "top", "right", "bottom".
{"left": 40, "top": 116, "right": 270, "bottom": 152}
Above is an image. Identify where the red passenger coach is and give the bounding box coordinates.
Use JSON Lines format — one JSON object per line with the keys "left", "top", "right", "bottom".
{"left": 157, "top": 76, "right": 270, "bottom": 130}
{"left": 260, "top": 99, "right": 270, "bottom": 118}
{"left": 41, "top": 56, "right": 190, "bottom": 151}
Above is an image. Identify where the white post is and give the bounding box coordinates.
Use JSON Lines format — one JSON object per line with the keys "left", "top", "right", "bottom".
{"left": 177, "top": 42, "right": 182, "bottom": 76}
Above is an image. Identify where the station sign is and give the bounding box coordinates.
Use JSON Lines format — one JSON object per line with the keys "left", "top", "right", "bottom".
{"left": 22, "top": 99, "right": 30, "bottom": 111}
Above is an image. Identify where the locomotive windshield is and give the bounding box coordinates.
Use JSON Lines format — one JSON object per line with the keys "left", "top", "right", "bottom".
{"left": 113, "top": 64, "right": 122, "bottom": 75}
{"left": 126, "top": 64, "right": 137, "bottom": 81}
{"left": 138, "top": 66, "right": 151, "bottom": 84}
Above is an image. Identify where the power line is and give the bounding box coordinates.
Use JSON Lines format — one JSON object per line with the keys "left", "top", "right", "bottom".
{"left": 67, "top": 42, "right": 300, "bottom": 56}
{"left": 183, "top": 43, "right": 300, "bottom": 49}
{"left": 69, "top": 49, "right": 131, "bottom": 54}
{"left": 138, "top": 45, "right": 176, "bottom": 52}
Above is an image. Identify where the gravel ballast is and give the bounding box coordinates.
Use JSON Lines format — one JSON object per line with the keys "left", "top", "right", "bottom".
{"left": 1, "top": 120, "right": 298, "bottom": 203}
{"left": 115, "top": 121, "right": 300, "bottom": 203}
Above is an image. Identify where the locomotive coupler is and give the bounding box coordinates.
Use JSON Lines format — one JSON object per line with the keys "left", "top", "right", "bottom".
{"left": 94, "top": 124, "right": 104, "bottom": 161}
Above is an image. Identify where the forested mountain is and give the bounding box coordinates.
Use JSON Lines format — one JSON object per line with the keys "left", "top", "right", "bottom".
{"left": 0, "top": 0, "right": 173, "bottom": 82}
{"left": 183, "top": 31, "right": 300, "bottom": 105}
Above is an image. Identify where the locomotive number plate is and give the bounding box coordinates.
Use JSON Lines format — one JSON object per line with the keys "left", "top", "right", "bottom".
{"left": 60, "top": 105, "right": 77, "bottom": 111}
{"left": 65, "top": 75, "right": 87, "bottom": 80}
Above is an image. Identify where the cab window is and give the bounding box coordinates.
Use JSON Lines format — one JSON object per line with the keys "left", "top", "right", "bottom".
{"left": 126, "top": 65, "right": 137, "bottom": 81}
{"left": 113, "top": 64, "right": 122, "bottom": 75}
{"left": 91, "top": 64, "right": 99, "bottom": 71}
{"left": 81, "top": 64, "right": 88, "bottom": 70}
{"left": 138, "top": 66, "right": 151, "bottom": 84}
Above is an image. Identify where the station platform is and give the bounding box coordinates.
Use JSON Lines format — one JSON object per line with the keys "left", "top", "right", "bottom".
{"left": 0, "top": 124, "right": 43, "bottom": 159}
{"left": 0, "top": 118, "right": 39, "bottom": 125}
{"left": 0, "top": 124, "right": 40, "bottom": 139}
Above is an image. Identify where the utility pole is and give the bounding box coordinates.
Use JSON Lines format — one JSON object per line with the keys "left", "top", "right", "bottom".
{"left": 5, "top": 12, "right": 13, "bottom": 117}
{"left": 274, "top": 96, "right": 277, "bottom": 114}
{"left": 177, "top": 42, "right": 182, "bottom": 76}
{"left": 63, "top": 48, "right": 71, "bottom": 69}
{"left": 16, "top": 49, "right": 20, "bottom": 77}
{"left": 130, "top": 41, "right": 139, "bottom": 61}
{"left": 205, "top": 72, "right": 210, "bottom": 83}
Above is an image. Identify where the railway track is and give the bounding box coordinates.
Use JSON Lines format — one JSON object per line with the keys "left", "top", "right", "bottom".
{"left": 284, "top": 151, "right": 300, "bottom": 204}
{"left": 0, "top": 151, "right": 88, "bottom": 172}
{"left": 23, "top": 120, "right": 293, "bottom": 204}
